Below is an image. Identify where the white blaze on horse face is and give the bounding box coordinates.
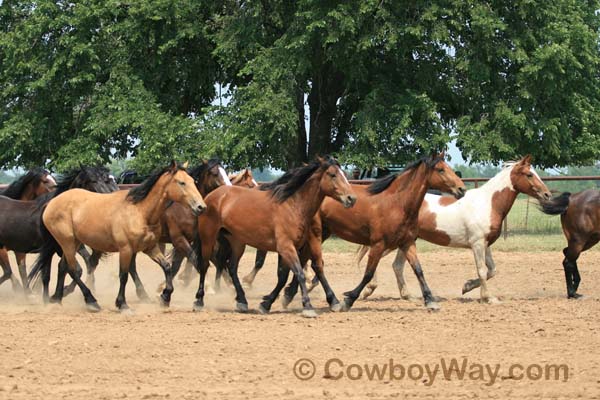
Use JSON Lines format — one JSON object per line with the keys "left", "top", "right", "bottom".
{"left": 337, "top": 166, "right": 350, "bottom": 184}
{"left": 252, "top": 178, "right": 258, "bottom": 186}
{"left": 219, "top": 167, "right": 233, "bottom": 186}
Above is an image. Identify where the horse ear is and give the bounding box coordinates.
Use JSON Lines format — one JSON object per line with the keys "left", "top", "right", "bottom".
{"left": 437, "top": 150, "right": 446, "bottom": 159}
{"left": 521, "top": 154, "right": 532, "bottom": 165}
{"left": 182, "top": 161, "right": 189, "bottom": 169}
{"left": 169, "top": 160, "right": 178, "bottom": 171}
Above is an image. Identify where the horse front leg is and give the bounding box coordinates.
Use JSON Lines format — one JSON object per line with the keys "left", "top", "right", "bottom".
{"left": 470, "top": 241, "right": 499, "bottom": 304}
{"left": 144, "top": 245, "right": 173, "bottom": 307}
{"left": 128, "top": 254, "right": 150, "bottom": 302}
{"left": 224, "top": 239, "right": 248, "bottom": 312}
{"left": 259, "top": 255, "right": 290, "bottom": 314}
{"left": 279, "top": 243, "right": 317, "bottom": 318}
{"left": 462, "top": 246, "right": 497, "bottom": 294}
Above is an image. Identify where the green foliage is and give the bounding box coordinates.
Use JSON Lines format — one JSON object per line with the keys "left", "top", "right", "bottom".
{"left": 1, "top": 0, "right": 600, "bottom": 170}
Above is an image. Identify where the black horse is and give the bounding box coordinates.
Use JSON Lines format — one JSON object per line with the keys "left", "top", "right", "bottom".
{"left": 0, "top": 166, "right": 117, "bottom": 294}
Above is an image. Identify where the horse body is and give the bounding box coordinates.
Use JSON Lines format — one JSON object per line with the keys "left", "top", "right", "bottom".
{"left": 29, "top": 162, "right": 206, "bottom": 312}
{"left": 358, "top": 156, "right": 552, "bottom": 302}
{"left": 194, "top": 156, "right": 356, "bottom": 317}
{"left": 540, "top": 189, "right": 600, "bottom": 298}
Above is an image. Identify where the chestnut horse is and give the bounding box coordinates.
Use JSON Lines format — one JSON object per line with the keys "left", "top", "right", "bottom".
{"left": 193, "top": 156, "right": 356, "bottom": 317}
{"left": 0, "top": 166, "right": 115, "bottom": 293}
{"left": 356, "top": 156, "right": 551, "bottom": 303}
{"left": 28, "top": 161, "right": 206, "bottom": 312}
{"left": 281, "top": 154, "right": 466, "bottom": 311}
{"left": 0, "top": 168, "right": 56, "bottom": 292}
{"left": 540, "top": 190, "right": 600, "bottom": 299}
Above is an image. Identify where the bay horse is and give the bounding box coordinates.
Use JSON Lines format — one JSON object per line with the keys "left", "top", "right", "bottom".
{"left": 193, "top": 156, "right": 357, "bottom": 317}
{"left": 356, "top": 155, "right": 551, "bottom": 303}
{"left": 279, "top": 154, "right": 466, "bottom": 311}
{"left": 0, "top": 166, "right": 115, "bottom": 292}
{"left": 0, "top": 168, "right": 56, "bottom": 292}
{"left": 540, "top": 190, "right": 600, "bottom": 299}
{"left": 75, "top": 159, "right": 231, "bottom": 300}
{"left": 28, "top": 161, "right": 206, "bottom": 312}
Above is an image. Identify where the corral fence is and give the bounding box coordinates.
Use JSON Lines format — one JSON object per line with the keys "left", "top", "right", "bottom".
{"left": 3, "top": 176, "right": 600, "bottom": 237}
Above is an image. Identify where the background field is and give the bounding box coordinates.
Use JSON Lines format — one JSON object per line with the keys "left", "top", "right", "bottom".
{"left": 0, "top": 237, "right": 599, "bottom": 400}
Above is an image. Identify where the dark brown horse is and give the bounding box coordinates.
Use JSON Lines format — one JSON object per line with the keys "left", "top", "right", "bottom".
{"left": 0, "top": 166, "right": 115, "bottom": 292}
{"left": 194, "top": 156, "right": 356, "bottom": 317}
{"left": 29, "top": 161, "right": 206, "bottom": 312}
{"left": 540, "top": 190, "right": 600, "bottom": 298}
{"left": 280, "top": 154, "right": 466, "bottom": 311}
{"left": 0, "top": 168, "right": 56, "bottom": 292}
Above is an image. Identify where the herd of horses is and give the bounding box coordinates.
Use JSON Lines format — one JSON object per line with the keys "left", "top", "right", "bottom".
{"left": 0, "top": 154, "right": 596, "bottom": 317}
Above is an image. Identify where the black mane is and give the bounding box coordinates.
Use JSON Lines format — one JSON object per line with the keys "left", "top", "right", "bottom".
{"left": 127, "top": 163, "right": 185, "bottom": 204}
{"left": 2, "top": 167, "right": 49, "bottom": 199}
{"left": 188, "top": 158, "right": 221, "bottom": 181}
{"left": 34, "top": 165, "right": 111, "bottom": 206}
{"left": 260, "top": 156, "right": 339, "bottom": 202}
{"left": 367, "top": 156, "right": 444, "bottom": 195}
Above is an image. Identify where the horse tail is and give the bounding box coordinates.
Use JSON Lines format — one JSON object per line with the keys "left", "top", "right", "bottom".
{"left": 355, "top": 245, "right": 369, "bottom": 269}
{"left": 539, "top": 192, "right": 571, "bottom": 216}
{"left": 28, "top": 222, "right": 62, "bottom": 287}
{"left": 192, "top": 230, "right": 203, "bottom": 273}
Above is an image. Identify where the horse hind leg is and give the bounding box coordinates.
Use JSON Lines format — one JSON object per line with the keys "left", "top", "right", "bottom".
{"left": 224, "top": 240, "right": 248, "bottom": 313}
{"left": 16, "top": 252, "right": 31, "bottom": 295}
{"left": 62, "top": 244, "right": 100, "bottom": 312}
{"left": 562, "top": 240, "right": 586, "bottom": 299}
{"left": 462, "top": 246, "right": 497, "bottom": 294}
{"left": 128, "top": 254, "right": 150, "bottom": 302}
{"left": 242, "top": 250, "right": 268, "bottom": 288}
{"left": 0, "top": 250, "right": 21, "bottom": 293}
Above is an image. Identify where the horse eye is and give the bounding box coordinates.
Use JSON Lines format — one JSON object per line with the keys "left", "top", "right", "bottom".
{"left": 329, "top": 173, "right": 336, "bottom": 178}
{"left": 178, "top": 181, "right": 186, "bottom": 186}
{"left": 438, "top": 168, "right": 444, "bottom": 173}
{"left": 527, "top": 173, "right": 533, "bottom": 178}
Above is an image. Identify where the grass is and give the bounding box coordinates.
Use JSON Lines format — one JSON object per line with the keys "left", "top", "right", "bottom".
{"left": 322, "top": 233, "right": 600, "bottom": 254}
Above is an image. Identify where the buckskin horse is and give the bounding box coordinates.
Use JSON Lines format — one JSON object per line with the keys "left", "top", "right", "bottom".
{"left": 539, "top": 189, "right": 600, "bottom": 299}
{"left": 356, "top": 155, "right": 551, "bottom": 303}
{"left": 280, "top": 154, "right": 466, "bottom": 311}
{"left": 0, "top": 168, "right": 56, "bottom": 292}
{"left": 28, "top": 161, "right": 206, "bottom": 312}
{"left": 0, "top": 166, "right": 114, "bottom": 293}
{"left": 193, "top": 156, "right": 357, "bottom": 317}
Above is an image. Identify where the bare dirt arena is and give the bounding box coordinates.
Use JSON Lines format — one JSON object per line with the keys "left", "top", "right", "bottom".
{"left": 0, "top": 247, "right": 599, "bottom": 400}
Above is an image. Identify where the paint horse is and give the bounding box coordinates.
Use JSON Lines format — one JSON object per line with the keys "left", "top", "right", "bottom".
{"left": 0, "top": 168, "right": 56, "bottom": 292}
{"left": 356, "top": 155, "right": 551, "bottom": 303}
{"left": 194, "top": 156, "right": 356, "bottom": 317}
{"left": 29, "top": 161, "right": 206, "bottom": 312}
{"left": 540, "top": 190, "right": 600, "bottom": 299}
{"left": 281, "top": 154, "right": 466, "bottom": 311}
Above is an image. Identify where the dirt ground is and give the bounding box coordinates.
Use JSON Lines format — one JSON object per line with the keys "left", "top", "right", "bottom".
{"left": 0, "top": 247, "right": 599, "bottom": 400}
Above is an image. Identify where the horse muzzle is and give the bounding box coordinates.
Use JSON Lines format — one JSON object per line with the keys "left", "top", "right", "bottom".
{"left": 453, "top": 186, "right": 466, "bottom": 199}
{"left": 341, "top": 194, "right": 357, "bottom": 208}
{"left": 191, "top": 201, "right": 207, "bottom": 216}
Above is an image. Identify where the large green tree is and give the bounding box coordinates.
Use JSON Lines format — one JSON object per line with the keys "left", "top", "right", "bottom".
{"left": 0, "top": 0, "right": 219, "bottom": 171}
{"left": 200, "top": 0, "right": 600, "bottom": 169}
{"left": 1, "top": 0, "right": 600, "bottom": 171}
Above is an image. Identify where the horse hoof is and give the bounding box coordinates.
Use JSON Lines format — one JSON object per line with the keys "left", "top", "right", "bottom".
{"left": 157, "top": 294, "right": 170, "bottom": 308}
{"left": 301, "top": 309, "right": 318, "bottom": 318}
{"left": 341, "top": 298, "right": 352, "bottom": 312}
{"left": 481, "top": 297, "right": 501, "bottom": 304}
{"left": 236, "top": 302, "right": 249, "bottom": 313}
{"left": 425, "top": 301, "right": 441, "bottom": 311}
{"left": 137, "top": 293, "right": 152, "bottom": 304}
{"left": 281, "top": 296, "right": 293, "bottom": 309}
{"left": 330, "top": 302, "right": 342, "bottom": 312}
{"left": 258, "top": 303, "right": 270, "bottom": 315}
{"left": 192, "top": 302, "right": 204, "bottom": 312}
{"left": 568, "top": 293, "right": 583, "bottom": 299}
{"left": 86, "top": 302, "right": 101, "bottom": 313}
{"left": 120, "top": 307, "right": 135, "bottom": 316}
{"left": 49, "top": 296, "right": 62, "bottom": 305}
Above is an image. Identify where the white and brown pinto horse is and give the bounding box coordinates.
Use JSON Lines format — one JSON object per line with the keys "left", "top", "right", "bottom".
{"left": 357, "top": 155, "right": 551, "bottom": 303}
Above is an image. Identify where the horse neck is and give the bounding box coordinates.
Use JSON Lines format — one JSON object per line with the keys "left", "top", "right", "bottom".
{"left": 288, "top": 172, "right": 326, "bottom": 224}
{"left": 390, "top": 163, "right": 431, "bottom": 216}
{"left": 19, "top": 184, "right": 37, "bottom": 201}
{"left": 137, "top": 175, "right": 172, "bottom": 226}
{"left": 478, "top": 167, "right": 519, "bottom": 217}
